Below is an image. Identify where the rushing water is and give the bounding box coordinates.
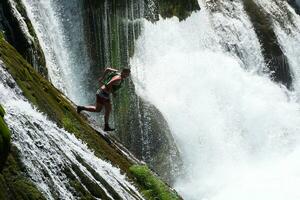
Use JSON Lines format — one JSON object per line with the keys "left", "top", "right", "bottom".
{"left": 21, "top": 0, "right": 91, "bottom": 104}
{"left": 0, "top": 63, "right": 143, "bottom": 200}
{"left": 132, "top": 0, "right": 300, "bottom": 199}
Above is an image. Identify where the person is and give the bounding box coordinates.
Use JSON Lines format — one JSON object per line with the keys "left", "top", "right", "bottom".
{"left": 77, "top": 67, "right": 131, "bottom": 131}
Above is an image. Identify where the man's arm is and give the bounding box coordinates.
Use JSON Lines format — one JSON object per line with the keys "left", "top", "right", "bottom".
{"left": 105, "top": 76, "right": 122, "bottom": 91}
{"left": 105, "top": 67, "right": 118, "bottom": 73}
{"left": 98, "top": 67, "right": 118, "bottom": 86}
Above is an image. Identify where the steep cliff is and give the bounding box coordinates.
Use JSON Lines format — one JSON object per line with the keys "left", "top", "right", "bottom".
{"left": 0, "top": 36, "right": 181, "bottom": 199}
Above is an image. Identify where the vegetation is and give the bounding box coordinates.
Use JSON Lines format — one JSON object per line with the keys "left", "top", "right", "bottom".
{"left": 0, "top": 105, "right": 10, "bottom": 170}
{"left": 130, "top": 165, "right": 181, "bottom": 200}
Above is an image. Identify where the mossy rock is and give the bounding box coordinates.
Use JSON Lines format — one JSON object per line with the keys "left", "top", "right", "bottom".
{"left": 0, "top": 105, "right": 5, "bottom": 117}
{"left": 0, "top": 34, "right": 133, "bottom": 173}
{"left": 0, "top": 146, "right": 46, "bottom": 200}
{"left": 0, "top": 36, "right": 180, "bottom": 199}
{"left": 158, "top": 0, "right": 200, "bottom": 21}
{"left": 0, "top": 104, "right": 10, "bottom": 170}
{"left": 2, "top": 0, "right": 47, "bottom": 77}
{"left": 130, "top": 165, "right": 182, "bottom": 200}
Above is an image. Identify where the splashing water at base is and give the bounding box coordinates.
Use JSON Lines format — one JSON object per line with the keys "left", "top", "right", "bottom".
{"left": 131, "top": 5, "right": 300, "bottom": 200}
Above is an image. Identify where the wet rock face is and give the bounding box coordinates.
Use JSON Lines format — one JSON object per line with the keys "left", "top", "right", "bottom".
{"left": 243, "top": 0, "right": 293, "bottom": 89}
{"left": 288, "top": 0, "right": 300, "bottom": 14}
{"left": 0, "top": 0, "right": 47, "bottom": 77}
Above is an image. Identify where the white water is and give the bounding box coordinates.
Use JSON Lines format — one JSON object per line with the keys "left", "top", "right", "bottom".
{"left": 207, "top": 0, "right": 265, "bottom": 72}
{"left": 21, "top": 0, "right": 91, "bottom": 104}
{"left": 132, "top": 1, "right": 300, "bottom": 199}
{"left": 0, "top": 63, "right": 143, "bottom": 200}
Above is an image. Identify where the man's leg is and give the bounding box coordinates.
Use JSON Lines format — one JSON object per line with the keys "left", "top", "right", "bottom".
{"left": 103, "top": 101, "right": 114, "bottom": 131}
{"left": 77, "top": 95, "right": 103, "bottom": 113}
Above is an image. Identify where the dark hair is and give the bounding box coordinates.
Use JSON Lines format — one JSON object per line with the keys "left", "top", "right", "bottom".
{"left": 122, "top": 68, "right": 131, "bottom": 73}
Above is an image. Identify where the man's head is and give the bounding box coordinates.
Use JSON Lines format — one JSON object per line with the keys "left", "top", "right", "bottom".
{"left": 121, "top": 68, "right": 131, "bottom": 78}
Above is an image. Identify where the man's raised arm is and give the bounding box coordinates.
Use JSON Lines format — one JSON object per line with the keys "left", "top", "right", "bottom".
{"left": 98, "top": 67, "right": 118, "bottom": 86}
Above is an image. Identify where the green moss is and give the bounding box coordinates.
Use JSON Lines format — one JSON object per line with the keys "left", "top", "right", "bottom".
{"left": 0, "top": 146, "right": 46, "bottom": 200}
{"left": 0, "top": 105, "right": 5, "bottom": 117}
{"left": 62, "top": 116, "right": 78, "bottom": 133}
{"left": 0, "top": 104, "right": 10, "bottom": 170}
{"left": 0, "top": 32, "right": 4, "bottom": 40}
{"left": 130, "top": 165, "right": 181, "bottom": 200}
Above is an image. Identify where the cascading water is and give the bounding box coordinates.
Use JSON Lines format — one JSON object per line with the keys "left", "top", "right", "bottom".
{"left": 207, "top": 0, "right": 265, "bottom": 72}
{"left": 21, "top": 0, "right": 91, "bottom": 104}
{"left": 0, "top": 62, "right": 143, "bottom": 199}
{"left": 132, "top": 0, "right": 300, "bottom": 199}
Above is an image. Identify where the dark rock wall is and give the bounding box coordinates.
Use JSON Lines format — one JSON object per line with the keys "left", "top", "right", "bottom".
{"left": 157, "top": 0, "right": 200, "bottom": 21}
{"left": 243, "top": 0, "right": 293, "bottom": 89}
{"left": 288, "top": 0, "right": 300, "bottom": 14}
{"left": 0, "top": 0, "right": 47, "bottom": 77}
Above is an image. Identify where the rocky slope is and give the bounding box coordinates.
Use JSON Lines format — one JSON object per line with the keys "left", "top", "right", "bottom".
{"left": 0, "top": 34, "right": 181, "bottom": 199}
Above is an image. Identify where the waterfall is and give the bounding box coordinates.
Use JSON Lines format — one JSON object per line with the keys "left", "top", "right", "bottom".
{"left": 0, "top": 63, "right": 143, "bottom": 199}
{"left": 132, "top": 0, "right": 300, "bottom": 199}
{"left": 21, "top": 0, "right": 91, "bottom": 104}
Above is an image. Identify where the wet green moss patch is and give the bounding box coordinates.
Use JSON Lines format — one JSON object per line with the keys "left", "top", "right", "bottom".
{"left": 0, "top": 104, "right": 10, "bottom": 170}
{"left": 0, "top": 104, "right": 5, "bottom": 117}
{"left": 130, "top": 165, "right": 181, "bottom": 200}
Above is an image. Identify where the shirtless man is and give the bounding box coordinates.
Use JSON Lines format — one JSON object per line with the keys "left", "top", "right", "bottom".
{"left": 77, "top": 67, "right": 131, "bottom": 131}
